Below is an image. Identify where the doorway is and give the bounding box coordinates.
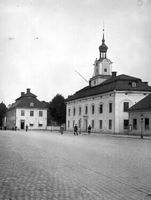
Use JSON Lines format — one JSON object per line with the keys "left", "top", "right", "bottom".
{"left": 84, "top": 119, "right": 88, "bottom": 132}
{"left": 20, "top": 120, "right": 25, "bottom": 130}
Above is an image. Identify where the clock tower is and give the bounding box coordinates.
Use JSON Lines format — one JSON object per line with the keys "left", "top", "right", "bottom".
{"left": 90, "top": 29, "right": 113, "bottom": 87}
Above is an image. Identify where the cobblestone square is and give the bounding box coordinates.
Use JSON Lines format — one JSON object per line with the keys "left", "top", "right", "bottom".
{"left": 0, "top": 130, "right": 151, "bottom": 200}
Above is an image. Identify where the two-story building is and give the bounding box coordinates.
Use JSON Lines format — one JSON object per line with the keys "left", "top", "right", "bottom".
{"left": 66, "top": 31, "right": 151, "bottom": 134}
{"left": 6, "top": 88, "right": 47, "bottom": 130}
{"left": 128, "top": 94, "right": 151, "bottom": 136}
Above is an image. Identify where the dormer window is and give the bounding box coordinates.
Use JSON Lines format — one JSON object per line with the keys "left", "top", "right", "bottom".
{"left": 132, "top": 82, "right": 137, "bottom": 88}
{"left": 30, "top": 102, "right": 34, "bottom": 107}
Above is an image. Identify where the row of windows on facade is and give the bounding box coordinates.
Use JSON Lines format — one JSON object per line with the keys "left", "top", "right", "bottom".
{"left": 21, "top": 110, "right": 43, "bottom": 117}
{"left": 67, "top": 118, "right": 150, "bottom": 130}
{"left": 132, "top": 118, "right": 150, "bottom": 130}
{"left": 68, "top": 119, "right": 115, "bottom": 130}
{"left": 68, "top": 102, "right": 129, "bottom": 116}
{"left": 28, "top": 123, "right": 43, "bottom": 127}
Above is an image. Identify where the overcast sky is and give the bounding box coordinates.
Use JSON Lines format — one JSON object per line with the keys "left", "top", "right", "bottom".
{"left": 0, "top": 0, "right": 151, "bottom": 105}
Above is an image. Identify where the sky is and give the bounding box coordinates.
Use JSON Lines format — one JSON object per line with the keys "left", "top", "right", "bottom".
{"left": 0, "top": 0, "right": 151, "bottom": 106}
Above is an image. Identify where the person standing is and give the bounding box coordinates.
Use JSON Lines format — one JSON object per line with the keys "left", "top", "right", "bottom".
{"left": 26, "top": 125, "right": 28, "bottom": 132}
{"left": 88, "top": 125, "right": 91, "bottom": 134}
{"left": 74, "top": 124, "right": 78, "bottom": 136}
{"left": 60, "top": 125, "right": 64, "bottom": 135}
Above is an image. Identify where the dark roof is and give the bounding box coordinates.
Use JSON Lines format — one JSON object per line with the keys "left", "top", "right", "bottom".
{"left": 8, "top": 89, "right": 47, "bottom": 110}
{"left": 67, "top": 74, "right": 151, "bottom": 101}
{"left": 128, "top": 94, "right": 151, "bottom": 112}
{"left": 16, "top": 92, "right": 36, "bottom": 101}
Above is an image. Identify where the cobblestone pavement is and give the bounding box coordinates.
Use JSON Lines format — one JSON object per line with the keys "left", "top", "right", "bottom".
{"left": 0, "top": 130, "right": 151, "bottom": 200}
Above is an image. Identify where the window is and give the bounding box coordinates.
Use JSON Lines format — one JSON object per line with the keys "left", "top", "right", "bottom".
{"left": 30, "top": 123, "right": 34, "bottom": 127}
{"left": 124, "top": 120, "right": 129, "bottom": 129}
{"left": 85, "top": 106, "right": 88, "bottom": 115}
{"left": 79, "top": 107, "right": 81, "bottom": 115}
{"left": 109, "top": 120, "right": 112, "bottom": 129}
{"left": 92, "top": 105, "right": 95, "bottom": 114}
{"left": 68, "top": 109, "right": 70, "bottom": 116}
{"left": 109, "top": 103, "right": 112, "bottom": 113}
{"left": 132, "top": 82, "right": 137, "bottom": 88}
{"left": 99, "top": 104, "right": 103, "bottom": 113}
{"left": 99, "top": 120, "right": 102, "bottom": 129}
{"left": 68, "top": 120, "right": 70, "bottom": 128}
{"left": 92, "top": 120, "right": 94, "bottom": 128}
{"left": 123, "top": 102, "right": 129, "bottom": 112}
{"left": 73, "top": 120, "right": 75, "bottom": 128}
{"left": 30, "top": 102, "right": 34, "bottom": 107}
{"left": 21, "top": 110, "right": 25, "bottom": 116}
{"left": 78, "top": 119, "right": 81, "bottom": 129}
{"left": 145, "top": 118, "right": 149, "bottom": 130}
{"left": 73, "top": 107, "right": 76, "bottom": 116}
{"left": 104, "top": 68, "right": 107, "bottom": 72}
{"left": 133, "top": 119, "right": 137, "bottom": 129}
{"left": 39, "top": 111, "right": 43, "bottom": 117}
{"left": 30, "top": 111, "right": 34, "bottom": 116}
{"left": 38, "top": 123, "right": 43, "bottom": 127}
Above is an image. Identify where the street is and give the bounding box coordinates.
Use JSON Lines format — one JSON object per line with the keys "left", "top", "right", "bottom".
{"left": 0, "top": 130, "right": 151, "bottom": 200}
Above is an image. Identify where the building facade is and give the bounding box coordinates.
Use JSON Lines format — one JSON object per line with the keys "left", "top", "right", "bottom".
{"left": 128, "top": 94, "right": 151, "bottom": 136}
{"left": 6, "top": 88, "right": 47, "bottom": 130}
{"left": 66, "top": 31, "right": 151, "bottom": 134}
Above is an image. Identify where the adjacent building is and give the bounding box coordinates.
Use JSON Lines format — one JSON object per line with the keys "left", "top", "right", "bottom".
{"left": 66, "top": 31, "right": 151, "bottom": 134}
{"left": 6, "top": 88, "right": 47, "bottom": 130}
{"left": 128, "top": 94, "right": 151, "bottom": 136}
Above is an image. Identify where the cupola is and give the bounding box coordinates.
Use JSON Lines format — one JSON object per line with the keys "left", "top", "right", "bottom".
{"left": 99, "top": 29, "right": 108, "bottom": 59}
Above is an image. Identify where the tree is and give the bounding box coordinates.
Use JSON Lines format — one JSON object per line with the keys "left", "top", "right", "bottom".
{"left": 0, "top": 102, "right": 7, "bottom": 128}
{"left": 49, "top": 94, "right": 66, "bottom": 125}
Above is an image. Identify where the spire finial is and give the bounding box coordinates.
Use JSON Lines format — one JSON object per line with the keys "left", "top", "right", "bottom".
{"left": 102, "top": 22, "right": 105, "bottom": 43}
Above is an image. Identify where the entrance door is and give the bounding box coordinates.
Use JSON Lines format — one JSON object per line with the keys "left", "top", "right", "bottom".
{"left": 84, "top": 119, "right": 88, "bottom": 132}
{"left": 20, "top": 120, "right": 25, "bottom": 130}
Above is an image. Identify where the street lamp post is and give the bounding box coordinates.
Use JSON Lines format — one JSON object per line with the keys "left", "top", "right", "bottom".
{"left": 141, "top": 114, "right": 143, "bottom": 139}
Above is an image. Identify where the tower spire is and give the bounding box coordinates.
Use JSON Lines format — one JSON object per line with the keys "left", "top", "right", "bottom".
{"left": 99, "top": 25, "right": 108, "bottom": 59}
{"left": 102, "top": 23, "right": 105, "bottom": 43}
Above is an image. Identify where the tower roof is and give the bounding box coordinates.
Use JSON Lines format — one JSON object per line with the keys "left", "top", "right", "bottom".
{"left": 99, "top": 30, "right": 108, "bottom": 53}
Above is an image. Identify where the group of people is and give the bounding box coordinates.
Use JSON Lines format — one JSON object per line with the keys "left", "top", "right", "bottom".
{"left": 74, "top": 124, "right": 91, "bottom": 135}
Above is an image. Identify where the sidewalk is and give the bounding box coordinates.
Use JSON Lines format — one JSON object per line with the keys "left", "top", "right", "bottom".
{"left": 63, "top": 130, "right": 151, "bottom": 140}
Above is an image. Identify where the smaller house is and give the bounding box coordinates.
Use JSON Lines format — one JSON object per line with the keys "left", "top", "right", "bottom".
{"left": 6, "top": 88, "right": 47, "bottom": 130}
{"left": 128, "top": 94, "right": 151, "bottom": 136}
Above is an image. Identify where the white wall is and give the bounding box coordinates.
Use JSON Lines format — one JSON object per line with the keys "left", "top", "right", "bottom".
{"left": 16, "top": 108, "right": 47, "bottom": 130}
{"left": 66, "top": 92, "right": 115, "bottom": 133}
{"left": 115, "top": 92, "right": 149, "bottom": 133}
{"left": 66, "top": 91, "right": 150, "bottom": 134}
{"left": 129, "top": 111, "right": 151, "bottom": 136}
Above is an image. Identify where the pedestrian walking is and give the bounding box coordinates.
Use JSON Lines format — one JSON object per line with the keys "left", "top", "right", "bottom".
{"left": 88, "top": 125, "right": 91, "bottom": 134}
{"left": 25, "top": 125, "right": 28, "bottom": 132}
{"left": 60, "top": 125, "right": 64, "bottom": 135}
{"left": 74, "top": 124, "right": 78, "bottom": 135}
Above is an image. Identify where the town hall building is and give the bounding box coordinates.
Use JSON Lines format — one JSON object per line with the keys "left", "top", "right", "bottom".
{"left": 66, "top": 31, "right": 151, "bottom": 134}
{"left": 6, "top": 88, "right": 47, "bottom": 130}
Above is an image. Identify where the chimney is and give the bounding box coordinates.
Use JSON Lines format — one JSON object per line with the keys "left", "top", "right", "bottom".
{"left": 21, "top": 92, "right": 25, "bottom": 96}
{"left": 27, "top": 88, "right": 30, "bottom": 94}
{"left": 112, "top": 71, "right": 117, "bottom": 77}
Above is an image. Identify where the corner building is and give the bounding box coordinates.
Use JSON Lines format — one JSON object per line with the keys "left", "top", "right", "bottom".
{"left": 6, "top": 88, "right": 47, "bottom": 130}
{"left": 66, "top": 31, "right": 151, "bottom": 134}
